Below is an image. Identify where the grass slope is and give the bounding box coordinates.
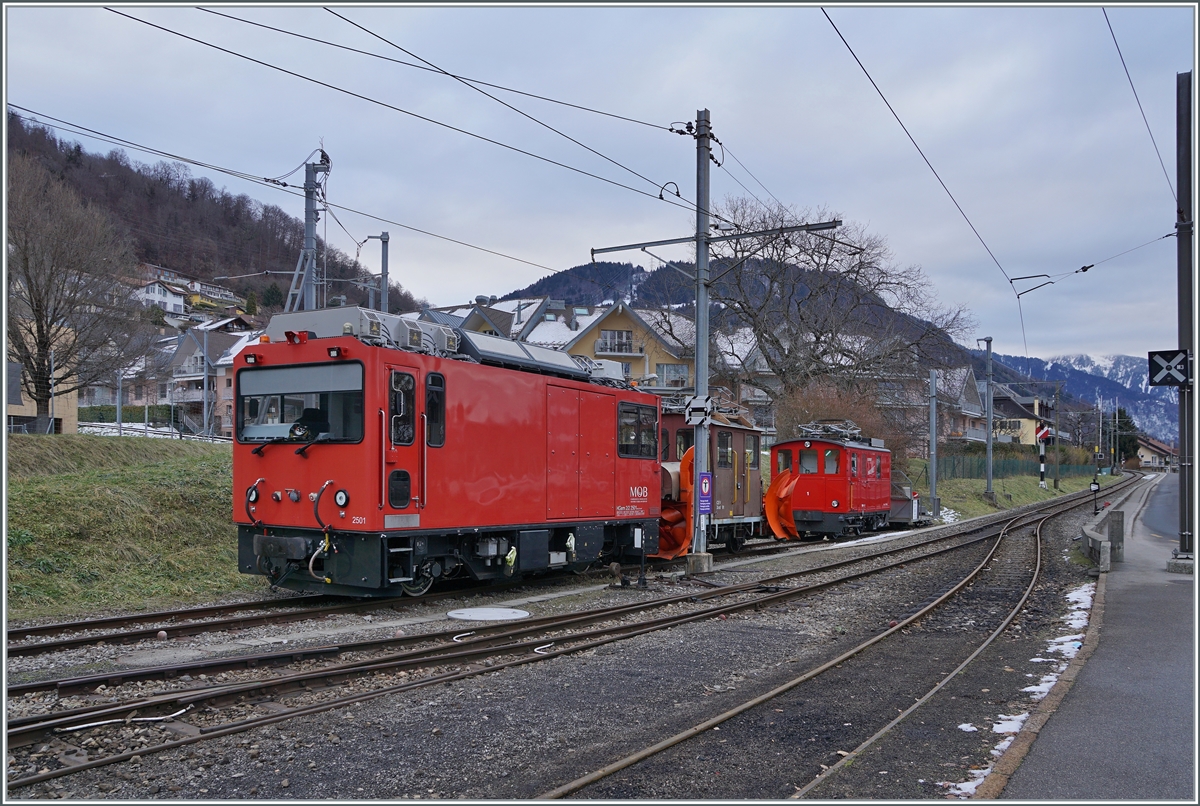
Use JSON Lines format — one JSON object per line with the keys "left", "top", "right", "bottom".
{"left": 6, "top": 435, "right": 262, "bottom": 620}
{"left": 905, "top": 459, "right": 1125, "bottom": 520}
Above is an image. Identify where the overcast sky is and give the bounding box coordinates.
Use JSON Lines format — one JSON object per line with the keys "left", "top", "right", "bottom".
{"left": 5, "top": 4, "right": 1195, "bottom": 361}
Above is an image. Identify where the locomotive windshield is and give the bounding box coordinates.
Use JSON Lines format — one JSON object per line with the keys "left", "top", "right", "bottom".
{"left": 236, "top": 363, "right": 364, "bottom": 443}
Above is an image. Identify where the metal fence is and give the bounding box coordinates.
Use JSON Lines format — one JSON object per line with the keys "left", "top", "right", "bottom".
{"left": 935, "top": 456, "right": 1098, "bottom": 480}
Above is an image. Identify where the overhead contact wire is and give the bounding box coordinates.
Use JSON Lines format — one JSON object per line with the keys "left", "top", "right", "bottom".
{"left": 197, "top": 6, "right": 668, "bottom": 131}
{"left": 106, "top": 8, "right": 702, "bottom": 219}
{"left": 1102, "top": 8, "right": 1177, "bottom": 203}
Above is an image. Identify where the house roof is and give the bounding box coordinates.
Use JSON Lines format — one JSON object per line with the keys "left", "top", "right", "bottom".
{"left": 214, "top": 331, "right": 266, "bottom": 367}
{"left": 170, "top": 329, "right": 240, "bottom": 369}
{"left": 1137, "top": 435, "right": 1177, "bottom": 456}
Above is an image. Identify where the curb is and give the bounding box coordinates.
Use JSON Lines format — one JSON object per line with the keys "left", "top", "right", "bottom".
{"left": 971, "top": 571, "right": 1107, "bottom": 799}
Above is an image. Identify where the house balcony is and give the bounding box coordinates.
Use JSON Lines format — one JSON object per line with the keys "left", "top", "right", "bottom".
{"left": 948, "top": 427, "right": 987, "bottom": 442}
{"left": 594, "top": 340, "right": 641, "bottom": 356}
{"left": 169, "top": 388, "right": 216, "bottom": 404}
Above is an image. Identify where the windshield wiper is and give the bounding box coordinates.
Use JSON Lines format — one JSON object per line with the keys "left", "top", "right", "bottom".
{"left": 251, "top": 437, "right": 289, "bottom": 456}
{"left": 295, "top": 435, "right": 331, "bottom": 456}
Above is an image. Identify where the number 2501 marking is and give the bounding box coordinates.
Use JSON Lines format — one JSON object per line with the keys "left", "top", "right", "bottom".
{"left": 351, "top": 516, "right": 367, "bottom": 525}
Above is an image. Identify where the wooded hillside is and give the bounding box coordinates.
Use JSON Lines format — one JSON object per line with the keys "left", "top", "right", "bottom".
{"left": 6, "top": 112, "right": 423, "bottom": 313}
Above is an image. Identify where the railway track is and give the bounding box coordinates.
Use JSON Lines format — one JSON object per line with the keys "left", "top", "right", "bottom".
{"left": 5, "top": 476, "right": 1135, "bottom": 795}
{"left": 1, "top": 533, "right": 867, "bottom": 660}
{"left": 537, "top": 479, "right": 1131, "bottom": 799}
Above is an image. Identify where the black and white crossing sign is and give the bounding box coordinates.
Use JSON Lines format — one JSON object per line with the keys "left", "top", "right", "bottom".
{"left": 1149, "top": 350, "right": 1191, "bottom": 386}
{"left": 684, "top": 395, "right": 713, "bottom": 425}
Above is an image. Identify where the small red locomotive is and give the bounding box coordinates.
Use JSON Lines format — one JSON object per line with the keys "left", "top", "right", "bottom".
{"left": 234, "top": 308, "right": 661, "bottom": 597}
{"left": 764, "top": 422, "right": 893, "bottom": 539}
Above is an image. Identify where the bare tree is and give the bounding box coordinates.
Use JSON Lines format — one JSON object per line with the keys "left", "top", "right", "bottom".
{"left": 706, "top": 198, "right": 975, "bottom": 404}
{"left": 7, "top": 152, "right": 155, "bottom": 432}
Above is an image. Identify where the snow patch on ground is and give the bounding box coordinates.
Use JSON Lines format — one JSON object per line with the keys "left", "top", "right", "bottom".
{"left": 939, "top": 582, "right": 1096, "bottom": 797}
{"left": 938, "top": 508, "right": 961, "bottom": 524}
{"left": 938, "top": 714, "right": 1029, "bottom": 797}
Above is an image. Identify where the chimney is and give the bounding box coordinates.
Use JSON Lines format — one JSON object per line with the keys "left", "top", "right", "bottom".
{"left": 475, "top": 295, "right": 489, "bottom": 306}
{"left": 488, "top": 296, "right": 497, "bottom": 306}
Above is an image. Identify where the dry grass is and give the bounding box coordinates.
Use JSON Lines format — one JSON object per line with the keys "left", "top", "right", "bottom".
{"left": 6, "top": 435, "right": 264, "bottom": 619}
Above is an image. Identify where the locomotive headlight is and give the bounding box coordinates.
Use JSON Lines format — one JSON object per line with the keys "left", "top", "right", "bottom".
{"left": 831, "top": 499, "right": 839, "bottom": 508}
{"left": 248, "top": 486, "right": 259, "bottom": 503}
{"left": 334, "top": 489, "right": 350, "bottom": 507}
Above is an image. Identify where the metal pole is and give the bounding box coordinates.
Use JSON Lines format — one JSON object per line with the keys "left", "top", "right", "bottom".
{"left": 693, "top": 109, "right": 712, "bottom": 555}
{"left": 116, "top": 370, "right": 122, "bottom": 437}
{"left": 983, "top": 337, "right": 994, "bottom": 500}
{"left": 302, "top": 162, "right": 318, "bottom": 311}
{"left": 48, "top": 349, "right": 55, "bottom": 434}
{"left": 1179, "top": 72, "right": 1194, "bottom": 558}
{"left": 1054, "top": 383, "right": 1061, "bottom": 489}
{"left": 203, "top": 330, "right": 209, "bottom": 437}
{"left": 929, "top": 369, "right": 939, "bottom": 517}
{"left": 380, "top": 232, "right": 390, "bottom": 314}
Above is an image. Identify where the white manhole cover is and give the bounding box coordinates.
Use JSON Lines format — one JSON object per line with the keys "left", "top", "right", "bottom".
{"left": 447, "top": 607, "right": 530, "bottom": 621}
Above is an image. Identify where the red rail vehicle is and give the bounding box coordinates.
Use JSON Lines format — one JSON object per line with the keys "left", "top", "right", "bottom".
{"left": 656, "top": 404, "right": 765, "bottom": 558}
{"left": 764, "top": 422, "right": 893, "bottom": 539}
{"left": 233, "top": 308, "right": 661, "bottom": 597}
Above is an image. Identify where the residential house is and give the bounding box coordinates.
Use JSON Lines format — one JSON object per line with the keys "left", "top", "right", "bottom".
{"left": 938, "top": 366, "right": 986, "bottom": 443}
{"left": 415, "top": 296, "right": 552, "bottom": 341}
{"left": 990, "top": 383, "right": 1061, "bottom": 445}
{"left": 185, "top": 279, "right": 244, "bottom": 312}
{"left": 168, "top": 329, "right": 240, "bottom": 435}
{"left": 212, "top": 331, "right": 265, "bottom": 438}
{"left": 521, "top": 302, "right": 695, "bottom": 391}
{"left": 7, "top": 360, "right": 78, "bottom": 433}
{"left": 1135, "top": 435, "right": 1177, "bottom": 471}
{"left": 134, "top": 279, "right": 189, "bottom": 315}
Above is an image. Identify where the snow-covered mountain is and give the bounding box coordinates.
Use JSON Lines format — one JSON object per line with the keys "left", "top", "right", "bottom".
{"left": 990, "top": 352, "right": 1178, "bottom": 444}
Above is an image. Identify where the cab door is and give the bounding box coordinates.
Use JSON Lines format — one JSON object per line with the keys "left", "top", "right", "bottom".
{"left": 384, "top": 366, "right": 422, "bottom": 522}
{"left": 732, "top": 431, "right": 746, "bottom": 518}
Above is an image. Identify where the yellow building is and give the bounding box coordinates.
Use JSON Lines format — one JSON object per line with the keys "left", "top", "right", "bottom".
{"left": 6, "top": 361, "right": 78, "bottom": 434}
{"left": 523, "top": 302, "right": 695, "bottom": 391}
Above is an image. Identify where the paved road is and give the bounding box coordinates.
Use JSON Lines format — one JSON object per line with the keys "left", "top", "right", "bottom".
{"left": 1002, "top": 473, "right": 1195, "bottom": 800}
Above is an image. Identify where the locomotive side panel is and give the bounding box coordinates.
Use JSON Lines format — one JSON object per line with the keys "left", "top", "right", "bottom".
{"left": 578, "top": 391, "right": 616, "bottom": 517}
{"left": 546, "top": 384, "right": 580, "bottom": 519}
{"left": 420, "top": 358, "right": 549, "bottom": 528}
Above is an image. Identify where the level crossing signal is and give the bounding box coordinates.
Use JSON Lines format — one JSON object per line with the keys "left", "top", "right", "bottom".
{"left": 1149, "top": 350, "right": 1190, "bottom": 386}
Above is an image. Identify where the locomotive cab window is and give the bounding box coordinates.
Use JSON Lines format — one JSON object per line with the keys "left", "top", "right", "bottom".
{"left": 676, "top": 429, "right": 694, "bottom": 460}
{"left": 390, "top": 371, "right": 416, "bottom": 445}
{"left": 850, "top": 453, "right": 858, "bottom": 477}
{"left": 618, "top": 402, "right": 657, "bottom": 458}
{"left": 661, "top": 429, "right": 670, "bottom": 462}
{"left": 425, "top": 373, "right": 445, "bottom": 447}
{"left": 776, "top": 449, "right": 792, "bottom": 475}
{"left": 824, "top": 448, "right": 840, "bottom": 475}
{"left": 236, "top": 363, "right": 363, "bottom": 443}
{"left": 717, "top": 431, "right": 733, "bottom": 468}
{"left": 798, "top": 449, "right": 819, "bottom": 474}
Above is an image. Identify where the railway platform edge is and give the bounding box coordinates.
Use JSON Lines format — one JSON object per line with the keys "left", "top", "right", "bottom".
{"left": 977, "top": 473, "right": 1196, "bottom": 801}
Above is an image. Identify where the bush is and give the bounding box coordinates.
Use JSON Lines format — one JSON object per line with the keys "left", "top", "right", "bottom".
{"left": 79, "top": 405, "right": 176, "bottom": 426}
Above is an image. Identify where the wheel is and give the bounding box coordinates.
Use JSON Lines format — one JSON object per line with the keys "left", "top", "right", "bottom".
{"left": 728, "top": 535, "right": 746, "bottom": 553}
{"left": 400, "top": 574, "right": 434, "bottom": 597}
